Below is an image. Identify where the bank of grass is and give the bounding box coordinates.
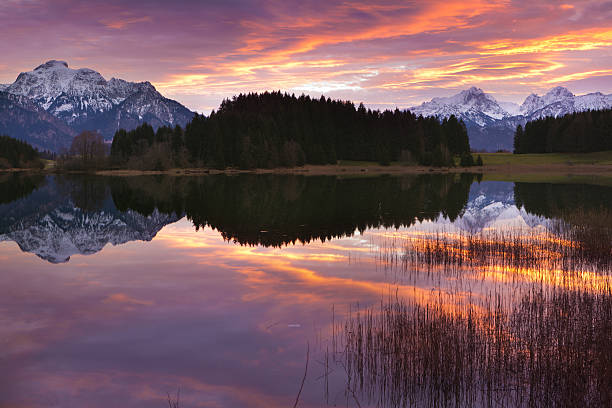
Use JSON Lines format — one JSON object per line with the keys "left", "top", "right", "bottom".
{"left": 17, "top": 151, "right": 612, "bottom": 178}
{"left": 479, "top": 150, "right": 612, "bottom": 166}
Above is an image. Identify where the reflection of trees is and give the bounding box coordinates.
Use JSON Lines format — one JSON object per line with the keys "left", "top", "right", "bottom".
{"left": 56, "top": 176, "right": 109, "bottom": 212}
{"left": 109, "top": 174, "right": 475, "bottom": 247}
{"left": 0, "top": 173, "right": 45, "bottom": 205}
{"left": 0, "top": 173, "right": 476, "bottom": 248}
{"left": 515, "top": 182, "right": 612, "bottom": 264}
{"left": 514, "top": 182, "right": 612, "bottom": 226}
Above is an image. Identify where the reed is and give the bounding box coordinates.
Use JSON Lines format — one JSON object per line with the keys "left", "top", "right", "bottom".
{"left": 331, "top": 220, "right": 612, "bottom": 407}
{"left": 336, "top": 288, "right": 612, "bottom": 407}
{"left": 377, "top": 224, "right": 612, "bottom": 280}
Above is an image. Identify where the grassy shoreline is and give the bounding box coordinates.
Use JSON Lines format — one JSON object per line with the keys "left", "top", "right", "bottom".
{"left": 2, "top": 151, "right": 611, "bottom": 178}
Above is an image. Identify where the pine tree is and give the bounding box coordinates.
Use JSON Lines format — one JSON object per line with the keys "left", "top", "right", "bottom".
{"left": 513, "top": 125, "right": 524, "bottom": 154}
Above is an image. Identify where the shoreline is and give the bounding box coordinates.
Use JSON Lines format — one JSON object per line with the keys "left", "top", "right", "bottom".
{"left": 95, "top": 162, "right": 612, "bottom": 177}
{"left": 2, "top": 162, "right": 612, "bottom": 177}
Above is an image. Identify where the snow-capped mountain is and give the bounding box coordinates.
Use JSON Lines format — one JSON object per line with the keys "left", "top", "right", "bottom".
{"left": 0, "top": 176, "right": 181, "bottom": 263}
{"left": 410, "top": 87, "right": 512, "bottom": 125}
{"left": 410, "top": 86, "right": 612, "bottom": 151}
{"left": 1, "top": 60, "right": 194, "bottom": 151}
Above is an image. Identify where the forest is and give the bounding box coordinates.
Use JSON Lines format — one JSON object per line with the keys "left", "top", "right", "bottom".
{"left": 513, "top": 108, "right": 612, "bottom": 153}
{"left": 0, "top": 135, "right": 44, "bottom": 169}
{"left": 110, "top": 91, "right": 472, "bottom": 169}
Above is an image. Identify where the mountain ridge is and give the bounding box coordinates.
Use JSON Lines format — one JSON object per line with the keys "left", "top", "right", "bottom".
{"left": 1, "top": 60, "right": 194, "bottom": 151}
{"left": 410, "top": 86, "right": 612, "bottom": 151}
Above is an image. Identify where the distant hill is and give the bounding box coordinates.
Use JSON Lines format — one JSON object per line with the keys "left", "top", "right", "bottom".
{"left": 410, "top": 86, "right": 612, "bottom": 151}
{"left": 0, "top": 60, "right": 194, "bottom": 151}
{"left": 0, "top": 91, "right": 76, "bottom": 151}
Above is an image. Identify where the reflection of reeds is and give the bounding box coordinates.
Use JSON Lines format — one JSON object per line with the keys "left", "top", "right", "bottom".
{"left": 379, "top": 226, "right": 612, "bottom": 279}
{"left": 337, "top": 288, "right": 612, "bottom": 407}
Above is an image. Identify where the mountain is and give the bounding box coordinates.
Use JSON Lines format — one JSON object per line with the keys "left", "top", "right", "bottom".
{"left": 410, "top": 86, "right": 612, "bottom": 151}
{"left": 0, "top": 176, "right": 181, "bottom": 263}
{"left": 1, "top": 60, "right": 194, "bottom": 151}
{"left": 0, "top": 91, "right": 76, "bottom": 151}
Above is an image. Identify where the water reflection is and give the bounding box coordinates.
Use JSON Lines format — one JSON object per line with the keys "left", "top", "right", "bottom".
{"left": 1, "top": 174, "right": 477, "bottom": 262}
{"left": 0, "top": 176, "right": 180, "bottom": 263}
{"left": 0, "top": 174, "right": 610, "bottom": 407}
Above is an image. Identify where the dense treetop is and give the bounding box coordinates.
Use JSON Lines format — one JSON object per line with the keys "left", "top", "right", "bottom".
{"left": 514, "top": 108, "right": 612, "bottom": 154}
{"left": 111, "top": 92, "right": 471, "bottom": 169}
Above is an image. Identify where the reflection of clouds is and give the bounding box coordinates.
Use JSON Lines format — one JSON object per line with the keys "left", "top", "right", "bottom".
{"left": 2, "top": 221, "right": 400, "bottom": 407}
{"left": 1, "top": 208, "right": 610, "bottom": 407}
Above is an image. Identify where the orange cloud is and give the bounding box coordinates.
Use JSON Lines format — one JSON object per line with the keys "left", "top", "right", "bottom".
{"left": 103, "top": 293, "right": 153, "bottom": 306}
{"left": 100, "top": 15, "right": 151, "bottom": 30}
{"left": 544, "top": 69, "right": 612, "bottom": 83}
{"left": 476, "top": 28, "right": 612, "bottom": 56}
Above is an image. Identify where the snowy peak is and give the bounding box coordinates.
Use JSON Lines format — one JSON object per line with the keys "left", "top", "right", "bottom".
{"left": 2, "top": 60, "right": 195, "bottom": 149}
{"left": 520, "top": 86, "right": 611, "bottom": 119}
{"left": 410, "top": 86, "right": 612, "bottom": 151}
{"left": 34, "top": 60, "right": 68, "bottom": 70}
{"left": 8, "top": 59, "right": 142, "bottom": 115}
{"left": 519, "top": 93, "right": 544, "bottom": 115}
{"left": 457, "top": 86, "right": 486, "bottom": 102}
{"left": 410, "top": 86, "right": 511, "bottom": 126}
{"left": 542, "top": 86, "right": 574, "bottom": 105}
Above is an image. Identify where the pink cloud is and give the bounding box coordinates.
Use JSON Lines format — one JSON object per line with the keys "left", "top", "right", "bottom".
{"left": 0, "top": 0, "right": 611, "bottom": 110}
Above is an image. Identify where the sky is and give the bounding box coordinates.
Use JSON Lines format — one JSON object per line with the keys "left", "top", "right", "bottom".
{"left": 1, "top": 0, "right": 611, "bottom": 113}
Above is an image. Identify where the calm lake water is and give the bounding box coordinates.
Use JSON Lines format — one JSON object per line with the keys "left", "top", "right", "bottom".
{"left": 0, "top": 173, "right": 610, "bottom": 407}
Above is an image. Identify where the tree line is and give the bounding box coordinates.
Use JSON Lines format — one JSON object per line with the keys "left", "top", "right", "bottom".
{"left": 110, "top": 91, "right": 474, "bottom": 169}
{"left": 0, "top": 135, "right": 44, "bottom": 169}
{"left": 513, "top": 108, "right": 612, "bottom": 153}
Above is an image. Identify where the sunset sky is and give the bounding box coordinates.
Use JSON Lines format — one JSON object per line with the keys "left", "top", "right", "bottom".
{"left": 1, "top": 0, "right": 611, "bottom": 112}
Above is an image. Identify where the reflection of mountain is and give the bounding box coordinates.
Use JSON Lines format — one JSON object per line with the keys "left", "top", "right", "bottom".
{"left": 0, "top": 173, "right": 479, "bottom": 257}
{"left": 4, "top": 174, "right": 607, "bottom": 262}
{"left": 451, "top": 181, "right": 549, "bottom": 233}
{"left": 0, "top": 177, "right": 180, "bottom": 263}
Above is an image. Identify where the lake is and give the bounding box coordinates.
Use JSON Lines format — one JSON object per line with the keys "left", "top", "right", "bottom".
{"left": 0, "top": 173, "right": 610, "bottom": 407}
